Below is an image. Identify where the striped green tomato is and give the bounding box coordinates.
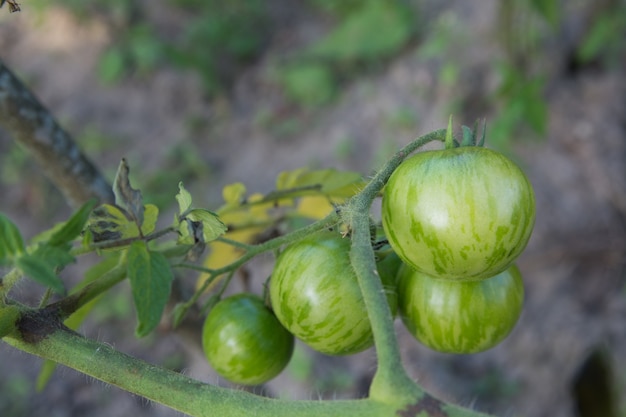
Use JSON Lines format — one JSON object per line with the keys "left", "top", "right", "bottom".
{"left": 269, "top": 231, "right": 397, "bottom": 356}
{"left": 202, "top": 294, "right": 294, "bottom": 385}
{"left": 398, "top": 264, "right": 524, "bottom": 354}
{"left": 382, "top": 146, "right": 535, "bottom": 281}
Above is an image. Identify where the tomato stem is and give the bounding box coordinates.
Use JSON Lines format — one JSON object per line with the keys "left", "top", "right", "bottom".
{"left": 345, "top": 128, "right": 446, "bottom": 403}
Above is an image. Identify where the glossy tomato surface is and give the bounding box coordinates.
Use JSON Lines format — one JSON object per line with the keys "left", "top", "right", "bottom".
{"left": 270, "top": 231, "right": 396, "bottom": 356}
{"left": 202, "top": 293, "right": 294, "bottom": 385}
{"left": 398, "top": 264, "right": 524, "bottom": 354}
{"left": 382, "top": 146, "right": 535, "bottom": 281}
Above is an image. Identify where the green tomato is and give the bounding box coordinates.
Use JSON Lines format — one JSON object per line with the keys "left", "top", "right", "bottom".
{"left": 202, "top": 294, "right": 294, "bottom": 385}
{"left": 382, "top": 146, "right": 535, "bottom": 281}
{"left": 270, "top": 231, "right": 396, "bottom": 356}
{"left": 398, "top": 264, "right": 524, "bottom": 354}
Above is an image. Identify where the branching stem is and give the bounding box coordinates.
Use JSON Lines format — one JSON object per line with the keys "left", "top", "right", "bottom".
{"left": 345, "top": 129, "right": 446, "bottom": 403}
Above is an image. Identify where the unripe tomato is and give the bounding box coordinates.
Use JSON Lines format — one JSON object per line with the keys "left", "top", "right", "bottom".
{"left": 270, "top": 231, "right": 397, "bottom": 356}
{"left": 202, "top": 294, "right": 294, "bottom": 385}
{"left": 382, "top": 147, "right": 535, "bottom": 281}
{"left": 398, "top": 264, "right": 524, "bottom": 354}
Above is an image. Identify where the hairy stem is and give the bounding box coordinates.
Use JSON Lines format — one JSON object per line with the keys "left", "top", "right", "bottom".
{"left": 0, "top": 59, "right": 114, "bottom": 207}
{"left": 347, "top": 129, "right": 446, "bottom": 403}
{"left": 50, "top": 260, "right": 128, "bottom": 319}
{"left": 4, "top": 325, "right": 390, "bottom": 417}
{"left": 3, "top": 322, "right": 490, "bottom": 417}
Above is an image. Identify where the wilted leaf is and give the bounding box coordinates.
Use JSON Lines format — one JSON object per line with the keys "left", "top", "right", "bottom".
{"left": 85, "top": 204, "right": 141, "bottom": 243}
{"left": 178, "top": 209, "right": 226, "bottom": 245}
{"left": 113, "top": 158, "right": 144, "bottom": 227}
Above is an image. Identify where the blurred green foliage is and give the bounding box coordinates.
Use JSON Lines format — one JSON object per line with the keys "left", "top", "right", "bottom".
{"left": 28, "top": 0, "right": 625, "bottom": 145}
{"left": 276, "top": 0, "right": 416, "bottom": 108}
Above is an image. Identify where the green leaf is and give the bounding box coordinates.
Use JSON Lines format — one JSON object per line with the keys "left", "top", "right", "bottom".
{"left": 36, "top": 361, "right": 57, "bottom": 392}
{"left": 0, "top": 305, "right": 20, "bottom": 338}
{"left": 98, "top": 47, "right": 126, "bottom": 85}
{"left": 177, "top": 209, "right": 227, "bottom": 245}
{"left": 310, "top": 1, "right": 413, "bottom": 62}
{"left": 48, "top": 199, "right": 98, "bottom": 246}
{"left": 176, "top": 182, "right": 193, "bottom": 214}
{"left": 0, "top": 213, "right": 25, "bottom": 264}
{"left": 16, "top": 255, "right": 65, "bottom": 294}
{"left": 113, "top": 158, "right": 145, "bottom": 228}
{"left": 280, "top": 63, "right": 336, "bottom": 107}
{"left": 577, "top": 11, "right": 625, "bottom": 63}
{"left": 31, "top": 244, "right": 75, "bottom": 270}
{"left": 529, "top": 0, "right": 560, "bottom": 28}
{"left": 127, "top": 241, "right": 174, "bottom": 337}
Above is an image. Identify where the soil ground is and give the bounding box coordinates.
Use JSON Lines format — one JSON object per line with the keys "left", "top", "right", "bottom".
{"left": 0, "top": 1, "right": 625, "bottom": 417}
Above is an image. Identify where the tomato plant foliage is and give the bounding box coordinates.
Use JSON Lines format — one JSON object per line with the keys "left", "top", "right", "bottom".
{"left": 0, "top": 121, "right": 538, "bottom": 417}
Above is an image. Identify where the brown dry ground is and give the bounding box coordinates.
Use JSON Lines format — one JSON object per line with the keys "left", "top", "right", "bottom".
{"left": 1, "top": 1, "right": 625, "bottom": 417}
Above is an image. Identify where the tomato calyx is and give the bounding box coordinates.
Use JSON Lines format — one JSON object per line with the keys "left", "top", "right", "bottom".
{"left": 444, "top": 116, "right": 487, "bottom": 149}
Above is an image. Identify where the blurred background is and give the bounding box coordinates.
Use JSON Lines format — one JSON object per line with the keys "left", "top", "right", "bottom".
{"left": 0, "top": 0, "right": 625, "bottom": 416}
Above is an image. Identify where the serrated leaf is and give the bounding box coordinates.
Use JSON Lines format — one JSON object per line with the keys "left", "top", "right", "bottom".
{"left": 85, "top": 204, "right": 141, "bottom": 243}
{"left": 48, "top": 199, "right": 98, "bottom": 247}
{"left": 178, "top": 209, "right": 226, "bottom": 245}
{"left": 176, "top": 182, "right": 193, "bottom": 214}
{"left": 127, "top": 241, "right": 174, "bottom": 337}
{"left": 113, "top": 158, "right": 144, "bottom": 227}
{"left": 0, "top": 213, "right": 25, "bottom": 264}
{"left": 17, "top": 255, "right": 65, "bottom": 294}
{"left": 222, "top": 183, "right": 247, "bottom": 205}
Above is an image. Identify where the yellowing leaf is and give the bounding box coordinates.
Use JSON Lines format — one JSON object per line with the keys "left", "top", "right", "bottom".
{"left": 297, "top": 195, "right": 335, "bottom": 220}
{"left": 222, "top": 183, "right": 247, "bottom": 206}
{"left": 141, "top": 204, "right": 159, "bottom": 235}
{"left": 85, "top": 204, "right": 141, "bottom": 243}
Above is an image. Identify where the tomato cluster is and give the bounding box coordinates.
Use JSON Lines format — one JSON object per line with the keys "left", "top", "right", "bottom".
{"left": 383, "top": 146, "right": 534, "bottom": 354}
{"left": 201, "top": 144, "right": 535, "bottom": 384}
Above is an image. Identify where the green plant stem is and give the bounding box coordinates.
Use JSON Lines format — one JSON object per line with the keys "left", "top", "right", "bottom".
{"left": 0, "top": 267, "right": 23, "bottom": 298}
{"left": 71, "top": 226, "right": 177, "bottom": 256}
{"left": 50, "top": 258, "right": 127, "bottom": 319}
{"left": 174, "top": 211, "right": 341, "bottom": 319}
{"left": 4, "top": 325, "right": 383, "bottom": 417}
{"left": 346, "top": 129, "right": 446, "bottom": 403}
{"left": 3, "top": 323, "right": 489, "bottom": 417}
